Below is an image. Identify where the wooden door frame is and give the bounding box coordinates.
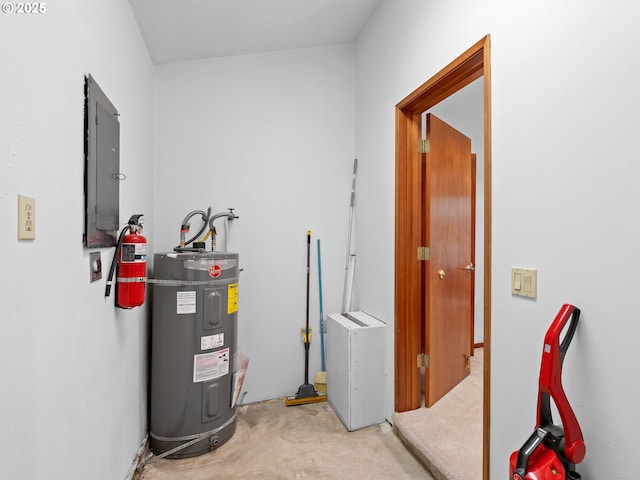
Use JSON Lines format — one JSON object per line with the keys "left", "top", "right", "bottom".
{"left": 394, "top": 35, "right": 491, "bottom": 479}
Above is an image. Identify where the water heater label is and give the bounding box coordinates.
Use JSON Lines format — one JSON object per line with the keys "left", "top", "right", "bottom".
{"left": 228, "top": 283, "right": 239, "bottom": 314}
{"left": 193, "top": 348, "right": 230, "bottom": 383}
{"left": 177, "top": 291, "right": 196, "bottom": 314}
{"left": 201, "top": 333, "right": 224, "bottom": 351}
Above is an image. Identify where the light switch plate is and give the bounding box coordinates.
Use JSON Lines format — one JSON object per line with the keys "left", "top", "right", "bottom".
{"left": 18, "top": 194, "right": 36, "bottom": 240}
{"left": 512, "top": 268, "right": 537, "bottom": 299}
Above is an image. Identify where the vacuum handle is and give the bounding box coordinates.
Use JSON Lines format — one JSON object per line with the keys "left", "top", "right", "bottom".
{"left": 544, "top": 304, "right": 580, "bottom": 364}
{"left": 559, "top": 306, "right": 580, "bottom": 365}
{"left": 513, "top": 427, "right": 550, "bottom": 480}
{"left": 538, "top": 304, "right": 585, "bottom": 465}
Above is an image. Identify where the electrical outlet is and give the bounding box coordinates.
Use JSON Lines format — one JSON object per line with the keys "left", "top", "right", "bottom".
{"left": 90, "top": 251, "right": 102, "bottom": 282}
{"left": 18, "top": 194, "right": 36, "bottom": 240}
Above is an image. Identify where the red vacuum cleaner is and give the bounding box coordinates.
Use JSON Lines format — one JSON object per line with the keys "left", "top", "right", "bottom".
{"left": 509, "top": 304, "right": 586, "bottom": 480}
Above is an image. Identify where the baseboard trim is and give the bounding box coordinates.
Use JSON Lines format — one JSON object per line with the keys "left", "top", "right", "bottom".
{"left": 126, "top": 433, "right": 149, "bottom": 480}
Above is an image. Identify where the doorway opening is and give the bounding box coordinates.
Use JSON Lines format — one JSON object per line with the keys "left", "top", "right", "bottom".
{"left": 394, "top": 35, "right": 492, "bottom": 479}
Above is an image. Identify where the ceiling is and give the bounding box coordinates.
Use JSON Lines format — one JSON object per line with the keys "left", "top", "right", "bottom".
{"left": 128, "top": 0, "right": 383, "bottom": 65}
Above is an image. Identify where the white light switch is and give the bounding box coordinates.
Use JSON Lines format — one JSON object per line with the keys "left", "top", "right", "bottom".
{"left": 513, "top": 272, "right": 522, "bottom": 290}
{"left": 512, "top": 268, "right": 537, "bottom": 299}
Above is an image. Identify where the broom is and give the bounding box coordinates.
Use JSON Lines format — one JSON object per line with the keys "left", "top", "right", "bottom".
{"left": 286, "top": 230, "right": 326, "bottom": 406}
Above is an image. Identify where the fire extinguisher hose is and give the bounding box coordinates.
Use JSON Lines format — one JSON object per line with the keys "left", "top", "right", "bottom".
{"left": 105, "top": 224, "right": 132, "bottom": 298}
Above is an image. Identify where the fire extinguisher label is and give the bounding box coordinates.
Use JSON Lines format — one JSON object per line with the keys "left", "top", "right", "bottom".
{"left": 121, "top": 243, "right": 147, "bottom": 263}
{"left": 176, "top": 291, "right": 197, "bottom": 314}
{"left": 193, "top": 348, "right": 230, "bottom": 383}
{"left": 201, "top": 333, "right": 224, "bottom": 351}
{"left": 228, "top": 283, "right": 238, "bottom": 314}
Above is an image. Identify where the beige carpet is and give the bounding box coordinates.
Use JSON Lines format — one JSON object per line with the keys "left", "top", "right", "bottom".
{"left": 140, "top": 399, "right": 434, "bottom": 479}
{"left": 393, "top": 348, "right": 483, "bottom": 480}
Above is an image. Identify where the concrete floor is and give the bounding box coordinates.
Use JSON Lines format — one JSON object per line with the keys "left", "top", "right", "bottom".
{"left": 139, "top": 399, "right": 433, "bottom": 480}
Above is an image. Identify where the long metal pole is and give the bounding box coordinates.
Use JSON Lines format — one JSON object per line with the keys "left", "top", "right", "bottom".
{"left": 342, "top": 158, "right": 357, "bottom": 313}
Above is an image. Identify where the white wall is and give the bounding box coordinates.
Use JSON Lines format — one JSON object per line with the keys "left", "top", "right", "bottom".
{"left": 153, "top": 45, "right": 355, "bottom": 404}
{"left": 0, "top": 1, "right": 154, "bottom": 478}
{"left": 4, "top": 1, "right": 638, "bottom": 478}
{"left": 355, "top": 0, "right": 640, "bottom": 477}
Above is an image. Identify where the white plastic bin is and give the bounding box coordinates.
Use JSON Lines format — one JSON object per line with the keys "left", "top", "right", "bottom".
{"left": 326, "top": 311, "right": 386, "bottom": 431}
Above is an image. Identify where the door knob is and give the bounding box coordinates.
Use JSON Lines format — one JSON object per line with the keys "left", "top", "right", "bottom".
{"left": 465, "top": 263, "right": 475, "bottom": 274}
{"left": 438, "top": 269, "right": 446, "bottom": 279}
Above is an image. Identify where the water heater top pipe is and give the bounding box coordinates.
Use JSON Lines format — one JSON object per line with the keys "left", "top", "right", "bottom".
{"left": 174, "top": 207, "right": 238, "bottom": 253}
{"left": 208, "top": 208, "right": 239, "bottom": 230}
{"left": 179, "top": 207, "right": 211, "bottom": 247}
{"left": 175, "top": 207, "right": 211, "bottom": 252}
{"left": 209, "top": 209, "right": 239, "bottom": 252}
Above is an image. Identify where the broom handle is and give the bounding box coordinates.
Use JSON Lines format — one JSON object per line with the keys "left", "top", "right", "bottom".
{"left": 304, "top": 230, "right": 311, "bottom": 384}
{"left": 318, "top": 239, "right": 326, "bottom": 372}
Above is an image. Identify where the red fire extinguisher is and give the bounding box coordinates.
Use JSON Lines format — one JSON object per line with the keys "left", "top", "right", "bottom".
{"left": 105, "top": 214, "right": 146, "bottom": 309}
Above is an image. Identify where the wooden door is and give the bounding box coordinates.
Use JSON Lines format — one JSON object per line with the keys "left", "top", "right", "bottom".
{"left": 423, "top": 113, "right": 474, "bottom": 407}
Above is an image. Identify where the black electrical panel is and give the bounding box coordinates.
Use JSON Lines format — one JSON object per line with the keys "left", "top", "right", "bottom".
{"left": 84, "top": 74, "right": 120, "bottom": 248}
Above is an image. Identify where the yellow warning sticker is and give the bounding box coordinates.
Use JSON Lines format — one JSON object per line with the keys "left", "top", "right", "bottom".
{"left": 228, "top": 283, "right": 238, "bottom": 314}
